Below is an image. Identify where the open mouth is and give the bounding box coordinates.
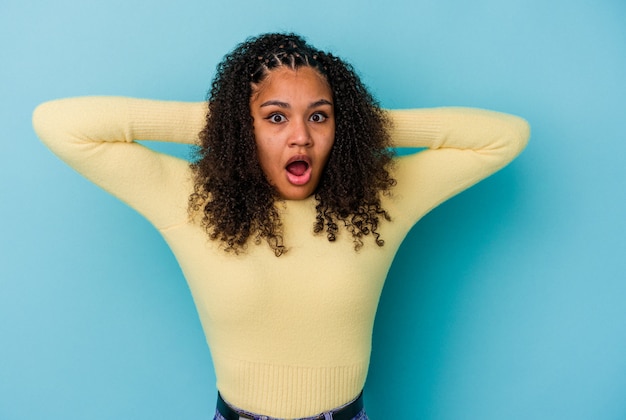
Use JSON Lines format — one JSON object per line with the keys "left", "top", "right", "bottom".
{"left": 285, "top": 156, "right": 312, "bottom": 186}
{"left": 286, "top": 160, "right": 309, "bottom": 176}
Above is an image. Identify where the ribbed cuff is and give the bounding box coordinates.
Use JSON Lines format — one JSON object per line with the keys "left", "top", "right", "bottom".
{"left": 387, "top": 108, "right": 444, "bottom": 149}
{"left": 124, "top": 98, "right": 208, "bottom": 144}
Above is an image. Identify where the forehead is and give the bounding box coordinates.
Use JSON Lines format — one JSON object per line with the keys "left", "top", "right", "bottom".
{"left": 250, "top": 66, "right": 332, "bottom": 101}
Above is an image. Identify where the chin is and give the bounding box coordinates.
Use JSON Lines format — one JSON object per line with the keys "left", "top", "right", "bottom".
{"left": 281, "top": 191, "right": 313, "bottom": 200}
{"left": 278, "top": 186, "right": 315, "bottom": 201}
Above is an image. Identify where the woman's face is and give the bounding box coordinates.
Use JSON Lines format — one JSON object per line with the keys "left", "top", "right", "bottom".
{"left": 250, "top": 66, "right": 335, "bottom": 200}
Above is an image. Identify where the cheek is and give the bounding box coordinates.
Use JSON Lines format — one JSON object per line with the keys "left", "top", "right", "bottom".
{"left": 255, "top": 140, "right": 280, "bottom": 177}
{"left": 323, "top": 135, "right": 335, "bottom": 161}
{"left": 325, "top": 125, "right": 336, "bottom": 153}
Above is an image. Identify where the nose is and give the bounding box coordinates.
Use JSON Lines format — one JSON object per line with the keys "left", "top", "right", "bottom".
{"left": 289, "top": 118, "right": 312, "bottom": 147}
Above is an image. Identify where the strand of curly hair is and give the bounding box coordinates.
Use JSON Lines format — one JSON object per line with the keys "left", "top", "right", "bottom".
{"left": 189, "top": 33, "right": 396, "bottom": 256}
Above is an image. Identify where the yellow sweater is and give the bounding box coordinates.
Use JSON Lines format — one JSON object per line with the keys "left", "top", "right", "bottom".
{"left": 33, "top": 97, "right": 529, "bottom": 418}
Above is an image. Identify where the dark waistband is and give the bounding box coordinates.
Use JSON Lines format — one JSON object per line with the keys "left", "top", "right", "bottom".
{"left": 216, "top": 392, "right": 363, "bottom": 420}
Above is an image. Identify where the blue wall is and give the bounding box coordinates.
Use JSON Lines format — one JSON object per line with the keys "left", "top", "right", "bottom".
{"left": 1, "top": 1, "right": 625, "bottom": 419}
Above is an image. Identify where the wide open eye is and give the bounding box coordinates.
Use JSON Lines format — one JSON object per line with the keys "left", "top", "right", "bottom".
{"left": 267, "top": 113, "right": 287, "bottom": 123}
{"left": 309, "top": 112, "right": 327, "bottom": 123}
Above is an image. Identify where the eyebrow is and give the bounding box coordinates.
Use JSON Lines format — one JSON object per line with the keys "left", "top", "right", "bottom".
{"left": 259, "top": 99, "right": 333, "bottom": 109}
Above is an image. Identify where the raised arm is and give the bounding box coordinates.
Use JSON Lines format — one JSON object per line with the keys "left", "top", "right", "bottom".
{"left": 385, "top": 107, "right": 530, "bottom": 224}
{"left": 33, "top": 96, "right": 208, "bottom": 228}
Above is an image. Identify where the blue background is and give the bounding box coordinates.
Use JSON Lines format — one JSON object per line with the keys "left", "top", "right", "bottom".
{"left": 1, "top": 1, "right": 625, "bottom": 419}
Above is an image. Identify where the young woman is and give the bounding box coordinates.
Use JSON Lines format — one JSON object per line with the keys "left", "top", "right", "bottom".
{"left": 33, "top": 33, "right": 529, "bottom": 420}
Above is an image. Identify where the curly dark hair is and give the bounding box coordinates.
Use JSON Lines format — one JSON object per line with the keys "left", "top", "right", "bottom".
{"left": 189, "top": 33, "right": 396, "bottom": 256}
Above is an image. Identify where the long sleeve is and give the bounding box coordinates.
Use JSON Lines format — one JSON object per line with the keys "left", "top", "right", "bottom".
{"left": 385, "top": 107, "right": 530, "bottom": 225}
{"left": 33, "top": 96, "right": 208, "bottom": 228}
